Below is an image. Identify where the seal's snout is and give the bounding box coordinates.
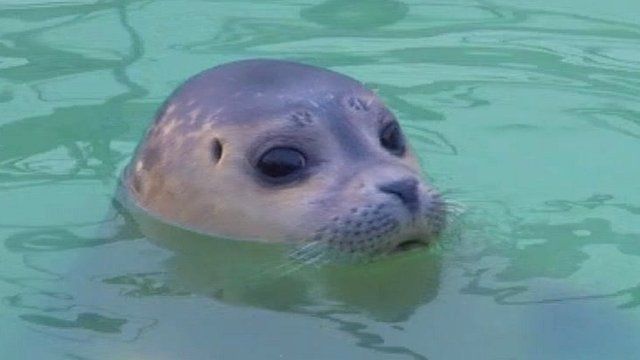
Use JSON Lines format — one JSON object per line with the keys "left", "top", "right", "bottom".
{"left": 378, "top": 178, "right": 419, "bottom": 213}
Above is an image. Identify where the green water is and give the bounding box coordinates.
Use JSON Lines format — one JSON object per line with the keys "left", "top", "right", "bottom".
{"left": 1, "top": 1, "right": 640, "bottom": 359}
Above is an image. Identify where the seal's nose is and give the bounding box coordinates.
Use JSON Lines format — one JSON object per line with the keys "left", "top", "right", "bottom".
{"left": 378, "top": 178, "right": 419, "bottom": 213}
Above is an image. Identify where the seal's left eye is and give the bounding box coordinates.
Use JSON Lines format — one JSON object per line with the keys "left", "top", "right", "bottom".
{"left": 256, "top": 147, "right": 306, "bottom": 179}
{"left": 380, "top": 121, "right": 406, "bottom": 156}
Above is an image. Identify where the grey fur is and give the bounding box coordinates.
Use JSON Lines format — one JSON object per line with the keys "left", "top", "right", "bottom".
{"left": 123, "top": 59, "right": 447, "bottom": 261}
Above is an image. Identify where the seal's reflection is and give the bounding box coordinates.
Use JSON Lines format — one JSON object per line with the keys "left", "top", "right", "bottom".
{"left": 130, "top": 205, "right": 441, "bottom": 323}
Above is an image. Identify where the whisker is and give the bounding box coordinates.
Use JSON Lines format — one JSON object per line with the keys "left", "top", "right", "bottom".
{"left": 436, "top": 196, "right": 468, "bottom": 216}
{"left": 287, "top": 240, "right": 332, "bottom": 267}
{"left": 301, "top": 253, "right": 332, "bottom": 268}
{"left": 275, "top": 261, "right": 310, "bottom": 276}
{"left": 288, "top": 241, "right": 323, "bottom": 258}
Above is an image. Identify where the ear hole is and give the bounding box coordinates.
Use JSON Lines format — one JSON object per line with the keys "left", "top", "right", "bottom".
{"left": 211, "top": 138, "right": 223, "bottom": 164}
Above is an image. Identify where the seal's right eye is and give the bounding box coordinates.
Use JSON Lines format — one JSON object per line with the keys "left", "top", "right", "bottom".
{"left": 380, "top": 121, "right": 406, "bottom": 157}
{"left": 256, "top": 147, "right": 306, "bottom": 179}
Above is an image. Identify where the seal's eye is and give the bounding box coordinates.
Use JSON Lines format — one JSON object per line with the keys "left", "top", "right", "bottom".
{"left": 256, "top": 147, "right": 306, "bottom": 179}
{"left": 380, "top": 121, "right": 406, "bottom": 156}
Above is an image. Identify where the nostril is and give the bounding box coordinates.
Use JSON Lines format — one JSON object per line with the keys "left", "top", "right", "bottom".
{"left": 378, "top": 178, "right": 419, "bottom": 213}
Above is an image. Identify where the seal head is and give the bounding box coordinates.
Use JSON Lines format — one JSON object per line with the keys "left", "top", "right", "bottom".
{"left": 123, "top": 59, "right": 445, "bottom": 260}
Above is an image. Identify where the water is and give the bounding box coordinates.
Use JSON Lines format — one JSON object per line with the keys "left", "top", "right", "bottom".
{"left": 1, "top": 1, "right": 639, "bottom": 359}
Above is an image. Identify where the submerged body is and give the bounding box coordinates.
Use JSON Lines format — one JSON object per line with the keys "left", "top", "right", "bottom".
{"left": 121, "top": 59, "right": 445, "bottom": 259}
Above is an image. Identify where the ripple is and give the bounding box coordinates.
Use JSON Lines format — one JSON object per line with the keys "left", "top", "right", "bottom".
{"left": 301, "top": 0, "right": 409, "bottom": 30}
{"left": 2, "top": 0, "right": 640, "bottom": 358}
{"left": 18, "top": 306, "right": 156, "bottom": 342}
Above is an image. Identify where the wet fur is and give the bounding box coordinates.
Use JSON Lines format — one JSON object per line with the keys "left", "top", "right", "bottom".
{"left": 122, "top": 59, "right": 446, "bottom": 258}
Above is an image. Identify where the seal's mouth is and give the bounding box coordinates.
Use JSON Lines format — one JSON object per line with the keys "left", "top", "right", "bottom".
{"left": 392, "top": 238, "right": 427, "bottom": 253}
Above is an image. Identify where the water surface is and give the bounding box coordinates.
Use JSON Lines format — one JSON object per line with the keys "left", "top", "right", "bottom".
{"left": 1, "top": 1, "right": 640, "bottom": 359}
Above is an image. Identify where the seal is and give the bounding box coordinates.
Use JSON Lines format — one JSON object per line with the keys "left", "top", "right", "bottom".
{"left": 121, "top": 59, "right": 446, "bottom": 260}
